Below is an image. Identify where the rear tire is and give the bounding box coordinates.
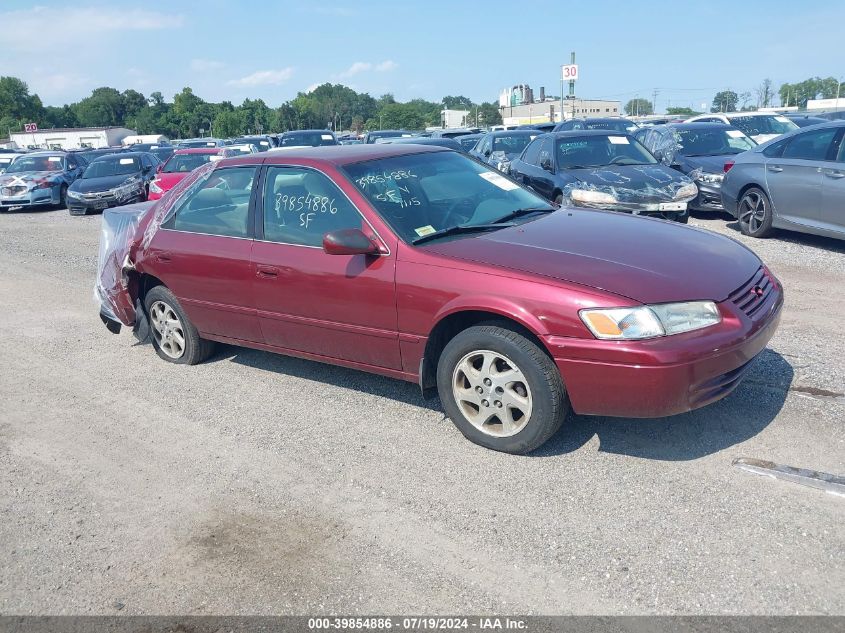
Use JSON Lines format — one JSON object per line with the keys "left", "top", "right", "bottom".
{"left": 144, "top": 286, "right": 214, "bottom": 365}
{"left": 436, "top": 324, "right": 568, "bottom": 454}
{"left": 738, "top": 187, "right": 774, "bottom": 238}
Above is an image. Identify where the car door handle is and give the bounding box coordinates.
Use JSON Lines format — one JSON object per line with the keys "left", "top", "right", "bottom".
{"left": 767, "top": 165, "right": 783, "bottom": 173}
{"left": 823, "top": 170, "right": 845, "bottom": 179}
{"left": 256, "top": 265, "right": 279, "bottom": 279}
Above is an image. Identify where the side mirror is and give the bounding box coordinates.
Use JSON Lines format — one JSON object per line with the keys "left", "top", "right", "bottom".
{"left": 540, "top": 157, "right": 553, "bottom": 172}
{"left": 322, "top": 228, "right": 379, "bottom": 256}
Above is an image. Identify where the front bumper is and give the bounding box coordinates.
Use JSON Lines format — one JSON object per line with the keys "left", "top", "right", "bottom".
{"left": 0, "top": 187, "right": 56, "bottom": 208}
{"left": 545, "top": 282, "right": 783, "bottom": 418}
{"left": 67, "top": 191, "right": 144, "bottom": 215}
{"left": 576, "top": 198, "right": 693, "bottom": 217}
{"left": 690, "top": 182, "right": 724, "bottom": 212}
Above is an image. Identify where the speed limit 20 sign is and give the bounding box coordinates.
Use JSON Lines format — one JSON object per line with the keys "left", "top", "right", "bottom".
{"left": 561, "top": 64, "right": 579, "bottom": 81}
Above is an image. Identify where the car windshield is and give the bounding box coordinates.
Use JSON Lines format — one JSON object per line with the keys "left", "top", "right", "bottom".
{"left": 728, "top": 115, "right": 798, "bottom": 136}
{"left": 162, "top": 153, "right": 214, "bottom": 173}
{"left": 493, "top": 135, "right": 536, "bottom": 154}
{"left": 83, "top": 157, "right": 141, "bottom": 178}
{"left": 342, "top": 151, "right": 554, "bottom": 244}
{"left": 556, "top": 135, "right": 657, "bottom": 168}
{"left": 6, "top": 156, "right": 63, "bottom": 172}
{"left": 674, "top": 128, "right": 756, "bottom": 156}
{"left": 280, "top": 132, "right": 336, "bottom": 147}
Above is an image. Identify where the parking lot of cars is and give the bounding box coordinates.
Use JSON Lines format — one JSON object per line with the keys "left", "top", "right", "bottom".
{"left": 0, "top": 200, "right": 843, "bottom": 613}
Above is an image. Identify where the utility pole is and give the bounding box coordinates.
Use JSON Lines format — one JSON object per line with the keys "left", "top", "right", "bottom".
{"left": 570, "top": 51, "right": 576, "bottom": 120}
{"left": 652, "top": 88, "right": 659, "bottom": 115}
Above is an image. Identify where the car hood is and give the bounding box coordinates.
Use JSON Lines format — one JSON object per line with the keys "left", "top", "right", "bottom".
{"left": 422, "top": 209, "right": 760, "bottom": 304}
{"left": 0, "top": 171, "right": 62, "bottom": 186}
{"left": 154, "top": 171, "right": 190, "bottom": 190}
{"left": 72, "top": 174, "right": 138, "bottom": 193}
{"left": 564, "top": 164, "right": 692, "bottom": 201}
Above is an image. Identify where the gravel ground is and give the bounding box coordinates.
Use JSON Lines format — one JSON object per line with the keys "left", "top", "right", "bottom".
{"left": 0, "top": 207, "right": 842, "bottom": 615}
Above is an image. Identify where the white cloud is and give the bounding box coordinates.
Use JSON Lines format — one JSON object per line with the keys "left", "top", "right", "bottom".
{"left": 190, "top": 59, "right": 226, "bottom": 72}
{"left": 0, "top": 6, "right": 183, "bottom": 51}
{"left": 227, "top": 68, "right": 295, "bottom": 87}
{"left": 338, "top": 60, "right": 398, "bottom": 78}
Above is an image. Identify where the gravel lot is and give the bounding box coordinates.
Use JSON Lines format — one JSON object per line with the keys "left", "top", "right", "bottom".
{"left": 0, "top": 207, "right": 842, "bottom": 615}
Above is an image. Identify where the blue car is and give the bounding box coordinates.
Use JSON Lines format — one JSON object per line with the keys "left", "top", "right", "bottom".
{"left": 0, "top": 151, "right": 86, "bottom": 211}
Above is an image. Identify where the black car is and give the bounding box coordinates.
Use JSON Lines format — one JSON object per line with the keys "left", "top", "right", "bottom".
{"left": 148, "top": 146, "right": 175, "bottom": 163}
{"left": 786, "top": 114, "right": 830, "bottom": 128}
{"left": 517, "top": 122, "right": 557, "bottom": 133}
{"left": 278, "top": 130, "right": 338, "bottom": 147}
{"left": 363, "top": 130, "right": 413, "bottom": 144}
{"left": 374, "top": 137, "right": 466, "bottom": 152}
{"left": 66, "top": 151, "right": 159, "bottom": 216}
{"left": 456, "top": 133, "right": 484, "bottom": 151}
{"left": 637, "top": 123, "right": 757, "bottom": 213}
{"left": 469, "top": 130, "right": 542, "bottom": 173}
{"left": 508, "top": 131, "right": 698, "bottom": 223}
{"left": 552, "top": 117, "right": 638, "bottom": 134}
{"left": 233, "top": 135, "right": 275, "bottom": 151}
{"left": 429, "top": 127, "right": 481, "bottom": 139}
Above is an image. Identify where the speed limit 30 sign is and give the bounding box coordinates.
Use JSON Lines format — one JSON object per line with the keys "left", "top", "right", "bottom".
{"left": 561, "top": 64, "right": 579, "bottom": 81}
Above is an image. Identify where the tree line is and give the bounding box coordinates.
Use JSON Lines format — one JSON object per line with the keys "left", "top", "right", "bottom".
{"left": 0, "top": 76, "right": 503, "bottom": 139}
{"left": 622, "top": 76, "right": 844, "bottom": 117}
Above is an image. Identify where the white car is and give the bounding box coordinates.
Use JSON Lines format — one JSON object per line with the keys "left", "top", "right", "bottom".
{"left": 685, "top": 112, "right": 798, "bottom": 144}
{"left": 223, "top": 143, "right": 258, "bottom": 156}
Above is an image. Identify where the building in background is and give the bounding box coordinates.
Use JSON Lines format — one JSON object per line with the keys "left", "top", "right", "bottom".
{"left": 9, "top": 126, "right": 136, "bottom": 150}
{"left": 440, "top": 109, "right": 470, "bottom": 128}
{"left": 498, "top": 83, "right": 619, "bottom": 125}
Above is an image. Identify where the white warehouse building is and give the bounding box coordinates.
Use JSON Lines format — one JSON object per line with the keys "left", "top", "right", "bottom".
{"left": 10, "top": 126, "right": 136, "bottom": 150}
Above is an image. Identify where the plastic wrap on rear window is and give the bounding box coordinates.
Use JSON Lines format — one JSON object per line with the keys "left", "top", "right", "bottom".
{"left": 94, "top": 161, "right": 216, "bottom": 326}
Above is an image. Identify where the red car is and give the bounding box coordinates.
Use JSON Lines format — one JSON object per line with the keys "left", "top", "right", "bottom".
{"left": 147, "top": 148, "right": 222, "bottom": 200}
{"left": 97, "top": 145, "right": 782, "bottom": 454}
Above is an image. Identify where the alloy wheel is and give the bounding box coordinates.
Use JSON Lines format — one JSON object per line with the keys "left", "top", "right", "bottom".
{"left": 149, "top": 300, "right": 186, "bottom": 359}
{"left": 739, "top": 190, "right": 768, "bottom": 233}
{"left": 451, "top": 349, "right": 533, "bottom": 437}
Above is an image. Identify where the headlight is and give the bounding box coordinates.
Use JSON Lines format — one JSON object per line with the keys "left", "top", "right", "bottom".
{"left": 569, "top": 189, "right": 618, "bottom": 205}
{"left": 696, "top": 172, "right": 724, "bottom": 184}
{"left": 66, "top": 190, "right": 83, "bottom": 199}
{"left": 579, "top": 301, "right": 721, "bottom": 340}
{"left": 674, "top": 182, "right": 698, "bottom": 200}
{"left": 149, "top": 180, "right": 163, "bottom": 194}
{"left": 33, "top": 180, "right": 54, "bottom": 190}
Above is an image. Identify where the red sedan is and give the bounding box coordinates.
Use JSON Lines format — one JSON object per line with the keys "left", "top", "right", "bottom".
{"left": 97, "top": 145, "right": 782, "bottom": 454}
{"left": 147, "top": 148, "right": 222, "bottom": 200}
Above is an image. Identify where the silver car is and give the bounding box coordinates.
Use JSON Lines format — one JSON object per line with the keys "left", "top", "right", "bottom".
{"left": 720, "top": 121, "right": 845, "bottom": 240}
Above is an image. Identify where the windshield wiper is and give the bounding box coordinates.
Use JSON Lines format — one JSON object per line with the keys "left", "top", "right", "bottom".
{"left": 490, "top": 206, "right": 556, "bottom": 224}
{"left": 412, "top": 222, "right": 516, "bottom": 245}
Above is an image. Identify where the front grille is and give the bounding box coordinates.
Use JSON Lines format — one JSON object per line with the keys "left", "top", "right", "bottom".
{"left": 2, "top": 186, "right": 27, "bottom": 196}
{"left": 728, "top": 267, "right": 774, "bottom": 318}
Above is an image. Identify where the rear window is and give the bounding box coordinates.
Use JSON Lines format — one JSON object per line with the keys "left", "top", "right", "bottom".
{"left": 281, "top": 132, "right": 337, "bottom": 147}
{"left": 728, "top": 115, "right": 798, "bottom": 136}
{"left": 163, "top": 154, "right": 214, "bottom": 173}
{"left": 493, "top": 135, "right": 537, "bottom": 154}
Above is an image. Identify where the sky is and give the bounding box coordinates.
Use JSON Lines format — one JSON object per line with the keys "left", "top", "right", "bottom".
{"left": 1, "top": 0, "right": 843, "bottom": 111}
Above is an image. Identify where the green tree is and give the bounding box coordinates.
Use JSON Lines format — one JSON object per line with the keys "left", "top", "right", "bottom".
{"left": 213, "top": 109, "right": 245, "bottom": 137}
{"left": 73, "top": 87, "right": 125, "bottom": 126}
{"left": 666, "top": 107, "right": 697, "bottom": 116}
{"left": 779, "top": 76, "right": 844, "bottom": 108}
{"left": 755, "top": 78, "right": 774, "bottom": 108}
{"left": 711, "top": 90, "right": 738, "bottom": 113}
{"left": 624, "top": 98, "right": 653, "bottom": 116}
{"left": 0, "top": 76, "right": 44, "bottom": 129}
{"left": 477, "top": 102, "right": 502, "bottom": 126}
{"left": 442, "top": 95, "right": 474, "bottom": 110}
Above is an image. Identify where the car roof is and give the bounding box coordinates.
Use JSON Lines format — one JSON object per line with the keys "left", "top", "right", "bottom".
{"left": 282, "top": 129, "right": 334, "bottom": 135}
{"left": 551, "top": 130, "right": 632, "bottom": 138}
{"left": 218, "top": 143, "right": 446, "bottom": 168}
{"left": 173, "top": 147, "right": 221, "bottom": 155}
{"left": 565, "top": 117, "right": 634, "bottom": 123}
{"left": 485, "top": 130, "right": 542, "bottom": 137}
{"left": 90, "top": 151, "right": 148, "bottom": 161}
{"left": 662, "top": 122, "right": 744, "bottom": 131}
{"left": 24, "top": 150, "right": 69, "bottom": 157}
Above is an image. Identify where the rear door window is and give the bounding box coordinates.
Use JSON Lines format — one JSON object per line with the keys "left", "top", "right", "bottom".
{"left": 782, "top": 128, "right": 839, "bottom": 161}
{"left": 163, "top": 166, "right": 257, "bottom": 238}
{"left": 522, "top": 138, "right": 543, "bottom": 165}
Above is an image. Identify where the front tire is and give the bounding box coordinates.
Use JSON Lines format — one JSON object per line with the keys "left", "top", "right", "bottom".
{"left": 55, "top": 184, "right": 67, "bottom": 209}
{"left": 437, "top": 324, "right": 568, "bottom": 454}
{"left": 144, "top": 286, "right": 214, "bottom": 365}
{"left": 737, "top": 187, "right": 774, "bottom": 237}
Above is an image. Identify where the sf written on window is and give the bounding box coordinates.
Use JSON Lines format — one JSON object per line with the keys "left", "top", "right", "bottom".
{"left": 263, "top": 167, "right": 362, "bottom": 247}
